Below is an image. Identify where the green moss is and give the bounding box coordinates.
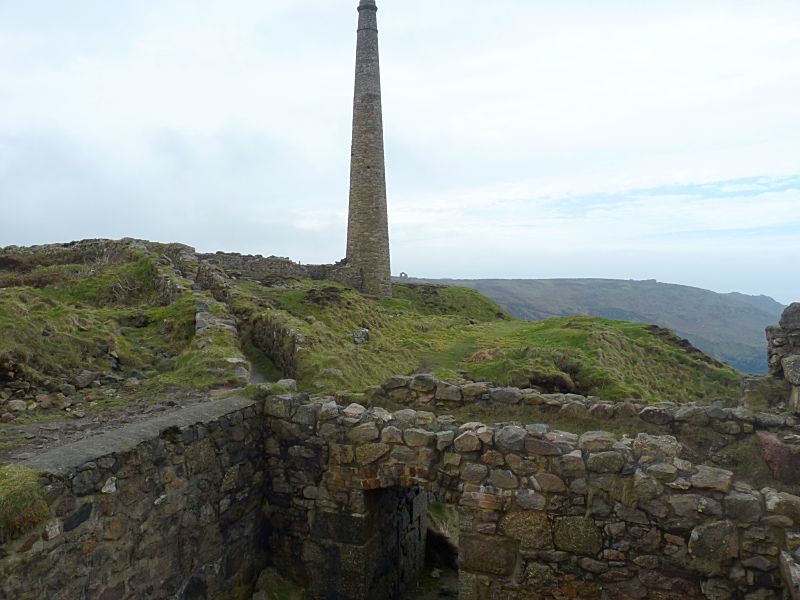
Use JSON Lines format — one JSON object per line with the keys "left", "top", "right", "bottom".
{"left": 0, "top": 465, "right": 48, "bottom": 544}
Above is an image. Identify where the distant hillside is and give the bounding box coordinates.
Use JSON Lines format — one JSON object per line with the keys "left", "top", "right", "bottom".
{"left": 401, "top": 278, "right": 785, "bottom": 374}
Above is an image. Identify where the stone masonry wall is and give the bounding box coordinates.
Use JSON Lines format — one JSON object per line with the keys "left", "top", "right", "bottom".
{"left": 343, "top": 0, "right": 392, "bottom": 299}
{"left": 767, "top": 303, "right": 800, "bottom": 413}
{"left": 197, "top": 252, "right": 364, "bottom": 295}
{"left": 374, "top": 374, "right": 797, "bottom": 435}
{"left": 262, "top": 393, "right": 800, "bottom": 600}
{"left": 0, "top": 397, "right": 267, "bottom": 600}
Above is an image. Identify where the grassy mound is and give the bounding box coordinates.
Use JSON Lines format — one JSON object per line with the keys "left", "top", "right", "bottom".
{"left": 0, "top": 240, "right": 741, "bottom": 412}
{"left": 0, "top": 247, "right": 246, "bottom": 419}
{"left": 232, "top": 280, "right": 739, "bottom": 403}
{"left": 0, "top": 465, "right": 48, "bottom": 544}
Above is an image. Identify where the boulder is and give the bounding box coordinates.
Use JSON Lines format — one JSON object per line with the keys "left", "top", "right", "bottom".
{"left": 690, "top": 465, "right": 733, "bottom": 493}
{"left": 6, "top": 399, "right": 27, "bottom": 412}
{"left": 500, "top": 511, "right": 552, "bottom": 550}
{"left": 403, "top": 428, "right": 435, "bottom": 447}
{"left": 453, "top": 431, "right": 481, "bottom": 453}
{"left": 459, "top": 533, "right": 517, "bottom": 576}
{"left": 350, "top": 328, "right": 370, "bottom": 344}
{"left": 490, "top": 387, "right": 523, "bottom": 404}
{"left": 632, "top": 433, "right": 682, "bottom": 463}
{"left": 355, "top": 443, "right": 391, "bottom": 466}
{"left": 489, "top": 468, "right": 518, "bottom": 489}
{"left": 783, "top": 356, "right": 800, "bottom": 386}
{"left": 578, "top": 431, "right": 617, "bottom": 452}
{"left": 409, "top": 373, "right": 437, "bottom": 392}
{"left": 435, "top": 382, "right": 462, "bottom": 403}
{"left": 688, "top": 520, "right": 739, "bottom": 575}
{"left": 756, "top": 432, "right": 800, "bottom": 485}
{"left": 674, "top": 405, "right": 710, "bottom": 426}
{"left": 347, "top": 422, "right": 380, "bottom": 443}
{"left": 73, "top": 370, "right": 99, "bottom": 389}
{"left": 780, "top": 303, "right": 800, "bottom": 331}
{"left": 382, "top": 375, "right": 410, "bottom": 390}
{"left": 586, "top": 451, "right": 625, "bottom": 473}
{"left": 724, "top": 491, "right": 763, "bottom": 523}
{"left": 780, "top": 551, "right": 800, "bottom": 600}
{"left": 461, "top": 463, "right": 488, "bottom": 484}
{"left": 553, "top": 517, "right": 602, "bottom": 555}
{"left": 495, "top": 425, "right": 527, "bottom": 452}
{"left": 639, "top": 405, "right": 674, "bottom": 425}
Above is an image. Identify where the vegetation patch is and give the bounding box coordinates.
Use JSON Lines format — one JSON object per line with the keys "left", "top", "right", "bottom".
{"left": 0, "top": 248, "right": 246, "bottom": 423}
{"left": 0, "top": 465, "right": 48, "bottom": 544}
{"left": 229, "top": 278, "right": 739, "bottom": 403}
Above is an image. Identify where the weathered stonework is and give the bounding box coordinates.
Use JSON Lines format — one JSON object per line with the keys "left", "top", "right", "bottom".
{"left": 767, "top": 302, "right": 800, "bottom": 412}
{"left": 4, "top": 388, "right": 800, "bottom": 598}
{"left": 262, "top": 393, "right": 800, "bottom": 600}
{"left": 0, "top": 396, "right": 267, "bottom": 600}
{"left": 344, "top": 0, "right": 391, "bottom": 299}
{"left": 374, "top": 373, "right": 799, "bottom": 435}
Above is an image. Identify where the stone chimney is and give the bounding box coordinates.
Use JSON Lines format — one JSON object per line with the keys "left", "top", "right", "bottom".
{"left": 345, "top": 0, "right": 392, "bottom": 299}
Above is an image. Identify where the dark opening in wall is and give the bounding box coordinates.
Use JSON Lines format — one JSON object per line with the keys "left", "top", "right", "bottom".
{"left": 412, "top": 499, "right": 459, "bottom": 600}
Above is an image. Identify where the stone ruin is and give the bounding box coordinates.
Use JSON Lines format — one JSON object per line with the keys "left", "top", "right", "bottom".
{"left": 4, "top": 389, "right": 800, "bottom": 599}
{"left": 767, "top": 303, "right": 800, "bottom": 412}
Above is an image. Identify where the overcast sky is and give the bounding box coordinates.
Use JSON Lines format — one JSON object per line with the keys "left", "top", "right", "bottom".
{"left": 0, "top": 1, "right": 798, "bottom": 303}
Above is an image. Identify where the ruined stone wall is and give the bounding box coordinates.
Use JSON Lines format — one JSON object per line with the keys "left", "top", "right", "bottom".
{"left": 197, "top": 252, "right": 364, "bottom": 293}
{"left": 262, "top": 393, "right": 800, "bottom": 600}
{"left": 375, "top": 374, "right": 796, "bottom": 434}
{"left": 767, "top": 303, "right": 800, "bottom": 412}
{"left": 0, "top": 397, "right": 267, "bottom": 600}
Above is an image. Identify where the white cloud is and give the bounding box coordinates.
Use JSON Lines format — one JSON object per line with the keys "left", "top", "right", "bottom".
{"left": 0, "top": 0, "right": 798, "bottom": 302}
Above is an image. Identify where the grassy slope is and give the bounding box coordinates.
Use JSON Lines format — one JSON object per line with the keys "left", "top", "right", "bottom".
{"left": 406, "top": 277, "right": 784, "bottom": 374}
{"left": 234, "top": 280, "right": 739, "bottom": 403}
{"left": 0, "top": 254, "right": 246, "bottom": 412}
{"left": 0, "top": 465, "right": 48, "bottom": 544}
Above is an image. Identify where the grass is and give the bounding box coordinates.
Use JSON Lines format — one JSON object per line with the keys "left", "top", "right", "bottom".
{"left": 0, "top": 245, "right": 741, "bottom": 417}
{"left": 408, "top": 277, "right": 784, "bottom": 374}
{"left": 228, "top": 279, "right": 740, "bottom": 403}
{"left": 0, "top": 465, "right": 48, "bottom": 544}
{"left": 427, "top": 501, "right": 459, "bottom": 543}
{"left": 0, "top": 251, "right": 246, "bottom": 419}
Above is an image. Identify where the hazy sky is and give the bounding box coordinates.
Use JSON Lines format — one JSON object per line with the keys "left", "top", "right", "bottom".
{"left": 1, "top": 1, "right": 798, "bottom": 303}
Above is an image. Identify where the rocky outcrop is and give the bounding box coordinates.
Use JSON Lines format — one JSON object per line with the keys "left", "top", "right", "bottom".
{"left": 766, "top": 302, "right": 800, "bottom": 412}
